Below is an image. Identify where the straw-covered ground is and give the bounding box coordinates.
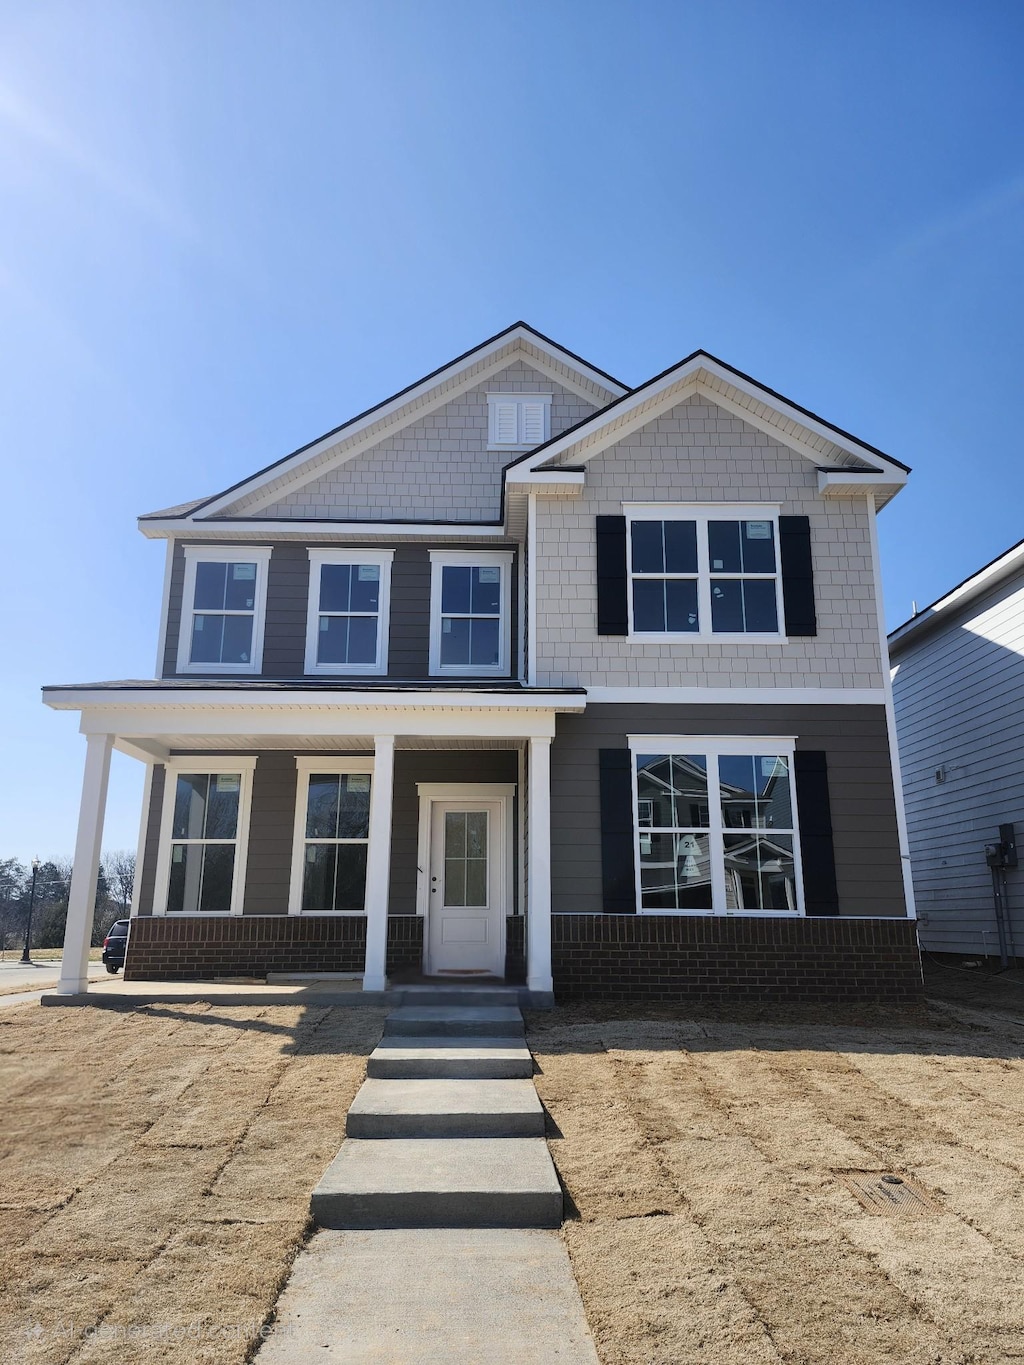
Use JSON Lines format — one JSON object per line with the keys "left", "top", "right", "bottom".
{"left": 527, "top": 997, "right": 1024, "bottom": 1365}
{"left": 0, "top": 1001, "right": 384, "bottom": 1364}
{"left": 3, "top": 988, "right": 1024, "bottom": 1365}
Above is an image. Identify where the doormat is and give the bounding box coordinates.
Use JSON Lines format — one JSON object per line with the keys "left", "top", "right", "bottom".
{"left": 836, "top": 1170, "right": 940, "bottom": 1217}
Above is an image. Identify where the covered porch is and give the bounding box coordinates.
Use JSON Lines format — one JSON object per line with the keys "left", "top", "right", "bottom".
{"left": 42, "top": 683, "right": 587, "bottom": 1004}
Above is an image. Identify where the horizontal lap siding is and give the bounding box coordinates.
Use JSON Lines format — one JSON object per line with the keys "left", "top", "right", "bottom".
{"left": 892, "top": 567, "right": 1024, "bottom": 956}
{"left": 162, "top": 542, "right": 516, "bottom": 681}
{"left": 551, "top": 704, "right": 905, "bottom": 918}
{"left": 388, "top": 750, "right": 519, "bottom": 914}
{"left": 135, "top": 765, "right": 165, "bottom": 915}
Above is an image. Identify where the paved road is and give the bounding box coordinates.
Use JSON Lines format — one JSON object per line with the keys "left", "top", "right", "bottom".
{"left": 0, "top": 959, "right": 108, "bottom": 992}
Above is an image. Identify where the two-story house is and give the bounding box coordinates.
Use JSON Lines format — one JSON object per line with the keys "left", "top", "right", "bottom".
{"left": 44, "top": 323, "right": 923, "bottom": 1003}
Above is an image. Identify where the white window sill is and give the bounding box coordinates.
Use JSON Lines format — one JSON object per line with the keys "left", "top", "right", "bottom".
{"left": 305, "top": 664, "right": 387, "bottom": 677}
{"left": 637, "top": 908, "right": 804, "bottom": 918}
{"left": 289, "top": 908, "right": 368, "bottom": 916}
{"left": 177, "top": 664, "right": 262, "bottom": 675}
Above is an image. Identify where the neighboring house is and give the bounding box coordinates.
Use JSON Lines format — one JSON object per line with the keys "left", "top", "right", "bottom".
{"left": 889, "top": 541, "right": 1024, "bottom": 964}
{"left": 45, "top": 322, "right": 922, "bottom": 1002}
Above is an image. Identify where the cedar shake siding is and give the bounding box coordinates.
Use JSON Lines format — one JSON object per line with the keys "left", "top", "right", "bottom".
{"left": 163, "top": 541, "right": 518, "bottom": 680}
{"left": 550, "top": 704, "right": 906, "bottom": 919}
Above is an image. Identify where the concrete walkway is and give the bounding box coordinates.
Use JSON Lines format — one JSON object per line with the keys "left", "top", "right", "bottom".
{"left": 256, "top": 988, "right": 598, "bottom": 1364}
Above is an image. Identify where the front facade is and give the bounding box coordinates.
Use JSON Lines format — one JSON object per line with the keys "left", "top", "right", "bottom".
{"left": 889, "top": 541, "right": 1024, "bottom": 964}
{"left": 46, "top": 323, "right": 922, "bottom": 1001}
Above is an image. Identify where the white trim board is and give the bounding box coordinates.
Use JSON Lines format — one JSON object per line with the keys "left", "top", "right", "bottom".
{"left": 151, "top": 756, "right": 258, "bottom": 917}
{"left": 287, "top": 755, "right": 376, "bottom": 915}
{"left": 175, "top": 546, "right": 273, "bottom": 675}
{"left": 584, "top": 687, "right": 887, "bottom": 704}
{"left": 511, "top": 356, "right": 908, "bottom": 488}
{"left": 304, "top": 549, "right": 394, "bottom": 677}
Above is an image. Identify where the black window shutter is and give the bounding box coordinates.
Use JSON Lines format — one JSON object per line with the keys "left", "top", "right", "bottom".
{"left": 596, "top": 516, "right": 629, "bottom": 636}
{"left": 599, "top": 749, "right": 636, "bottom": 913}
{"left": 794, "top": 749, "right": 839, "bottom": 916}
{"left": 779, "top": 515, "right": 817, "bottom": 637}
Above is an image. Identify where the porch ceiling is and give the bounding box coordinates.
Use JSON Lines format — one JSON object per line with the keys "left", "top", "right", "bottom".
{"left": 147, "top": 734, "right": 526, "bottom": 754}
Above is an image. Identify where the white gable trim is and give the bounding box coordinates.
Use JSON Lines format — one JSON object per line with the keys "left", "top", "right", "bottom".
{"left": 511, "top": 354, "right": 908, "bottom": 485}
{"left": 171, "top": 328, "right": 625, "bottom": 523}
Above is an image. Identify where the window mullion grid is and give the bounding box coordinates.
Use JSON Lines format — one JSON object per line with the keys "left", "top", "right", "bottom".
{"left": 696, "top": 520, "right": 713, "bottom": 636}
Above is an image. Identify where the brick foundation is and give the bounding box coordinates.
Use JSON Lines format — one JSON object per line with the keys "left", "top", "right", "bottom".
{"left": 551, "top": 915, "right": 923, "bottom": 1003}
{"left": 386, "top": 916, "right": 425, "bottom": 978}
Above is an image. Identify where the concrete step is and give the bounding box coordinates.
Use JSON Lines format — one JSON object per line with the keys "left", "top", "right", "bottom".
{"left": 346, "top": 1078, "right": 544, "bottom": 1138}
{"left": 393, "top": 985, "right": 522, "bottom": 1008}
{"left": 367, "top": 1036, "right": 534, "bottom": 1080}
{"left": 384, "top": 1005, "right": 524, "bottom": 1038}
{"left": 311, "top": 1138, "right": 562, "bottom": 1229}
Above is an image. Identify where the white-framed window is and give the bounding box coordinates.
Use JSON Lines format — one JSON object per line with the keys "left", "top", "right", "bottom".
{"left": 176, "top": 546, "right": 272, "bottom": 674}
{"left": 428, "top": 549, "right": 514, "bottom": 676}
{"left": 152, "top": 758, "right": 257, "bottom": 915}
{"left": 625, "top": 504, "right": 785, "bottom": 641}
{"left": 487, "top": 393, "right": 551, "bottom": 449}
{"left": 304, "top": 549, "right": 394, "bottom": 675}
{"left": 288, "top": 757, "right": 375, "bottom": 914}
{"left": 629, "top": 736, "right": 803, "bottom": 916}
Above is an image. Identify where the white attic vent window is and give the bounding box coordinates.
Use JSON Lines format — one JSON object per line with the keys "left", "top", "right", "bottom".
{"left": 487, "top": 394, "right": 551, "bottom": 448}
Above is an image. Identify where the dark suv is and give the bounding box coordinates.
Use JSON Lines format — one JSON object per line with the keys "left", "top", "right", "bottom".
{"left": 102, "top": 920, "right": 130, "bottom": 974}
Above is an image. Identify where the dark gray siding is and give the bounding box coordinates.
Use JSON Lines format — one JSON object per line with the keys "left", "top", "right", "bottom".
{"left": 136, "top": 763, "right": 165, "bottom": 915}
{"left": 141, "top": 748, "right": 519, "bottom": 918}
{"left": 162, "top": 542, "right": 517, "bottom": 681}
{"left": 388, "top": 750, "right": 519, "bottom": 914}
{"left": 892, "top": 567, "right": 1024, "bottom": 956}
{"left": 551, "top": 704, "right": 905, "bottom": 919}
{"left": 242, "top": 752, "right": 299, "bottom": 912}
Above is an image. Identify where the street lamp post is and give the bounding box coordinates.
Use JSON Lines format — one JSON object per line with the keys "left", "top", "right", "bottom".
{"left": 21, "top": 858, "right": 40, "bottom": 966}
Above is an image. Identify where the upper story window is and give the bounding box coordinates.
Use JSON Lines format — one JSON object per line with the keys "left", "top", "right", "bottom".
{"left": 487, "top": 393, "right": 551, "bottom": 449}
{"left": 428, "top": 549, "right": 514, "bottom": 676}
{"left": 304, "top": 549, "right": 394, "bottom": 675}
{"left": 625, "top": 505, "right": 784, "bottom": 641}
{"left": 631, "top": 738, "right": 801, "bottom": 915}
{"left": 177, "top": 547, "right": 272, "bottom": 674}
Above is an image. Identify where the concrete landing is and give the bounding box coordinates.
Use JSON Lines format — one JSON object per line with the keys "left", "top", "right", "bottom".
{"left": 367, "top": 1036, "right": 534, "bottom": 1079}
{"left": 311, "top": 1137, "right": 562, "bottom": 1228}
{"left": 346, "top": 1077, "right": 544, "bottom": 1137}
{"left": 384, "top": 1005, "right": 524, "bottom": 1037}
{"left": 254, "top": 1228, "right": 599, "bottom": 1364}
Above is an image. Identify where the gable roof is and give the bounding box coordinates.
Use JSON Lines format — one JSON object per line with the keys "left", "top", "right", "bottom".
{"left": 140, "top": 322, "right": 627, "bottom": 529}
{"left": 504, "top": 348, "right": 911, "bottom": 481}
{"left": 888, "top": 536, "right": 1024, "bottom": 654}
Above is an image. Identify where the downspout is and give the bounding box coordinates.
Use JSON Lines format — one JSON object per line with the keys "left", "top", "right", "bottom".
{"left": 866, "top": 496, "right": 918, "bottom": 922}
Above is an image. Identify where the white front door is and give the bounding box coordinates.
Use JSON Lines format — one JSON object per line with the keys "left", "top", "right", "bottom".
{"left": 426, "top": 799, "right": 506, "bottom": 976}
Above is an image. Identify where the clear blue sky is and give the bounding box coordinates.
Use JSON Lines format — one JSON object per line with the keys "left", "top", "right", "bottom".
{"left": 1, "top": 0, "right": 1021, "bottom": 859}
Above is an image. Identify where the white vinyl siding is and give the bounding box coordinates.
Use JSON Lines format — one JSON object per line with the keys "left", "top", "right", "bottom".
{"left": 892, "top": 567, "right": 1024, "bottom": 956}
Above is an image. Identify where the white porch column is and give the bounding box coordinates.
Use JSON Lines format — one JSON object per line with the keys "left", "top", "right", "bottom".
{"left": 526, "top": 734, "right": 553, "bottom": 996}
{"left": 57, "top": 732, "right": 114, "bottom": 995}
{"left": 363, "top": 734, "right": 395, "bottom": 993}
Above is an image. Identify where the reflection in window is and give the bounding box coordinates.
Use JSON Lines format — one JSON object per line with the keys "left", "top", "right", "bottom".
{"left": 628, "top": 514, "right": 781, "bottom": 636}
{"left": 633, "top": 749, "right": 800, "bottom": 914}
{"left": 443, "top": 811, "right": 489, "bottom": 907}
{"left": 316, "top": 563, "right": 381, "bottom": 667}
{"left": 167, "top": 772, "right": 241, "bottom": 913}
{"left": 300, "top": 773, "right": 371, "bottom": 912}
{"left": 189, "top": 561, "right": 258, "bottom": 665}
{"left": 440, "top": 566, "right": 502, "bottom": 667}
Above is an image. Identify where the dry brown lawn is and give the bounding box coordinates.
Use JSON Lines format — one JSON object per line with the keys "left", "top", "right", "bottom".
{"left": 527, "top": 1000, "right": 1024, "bottom": 1365}
{"left": 0, "top": 1001, "right": 384, "bottom": 1364}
